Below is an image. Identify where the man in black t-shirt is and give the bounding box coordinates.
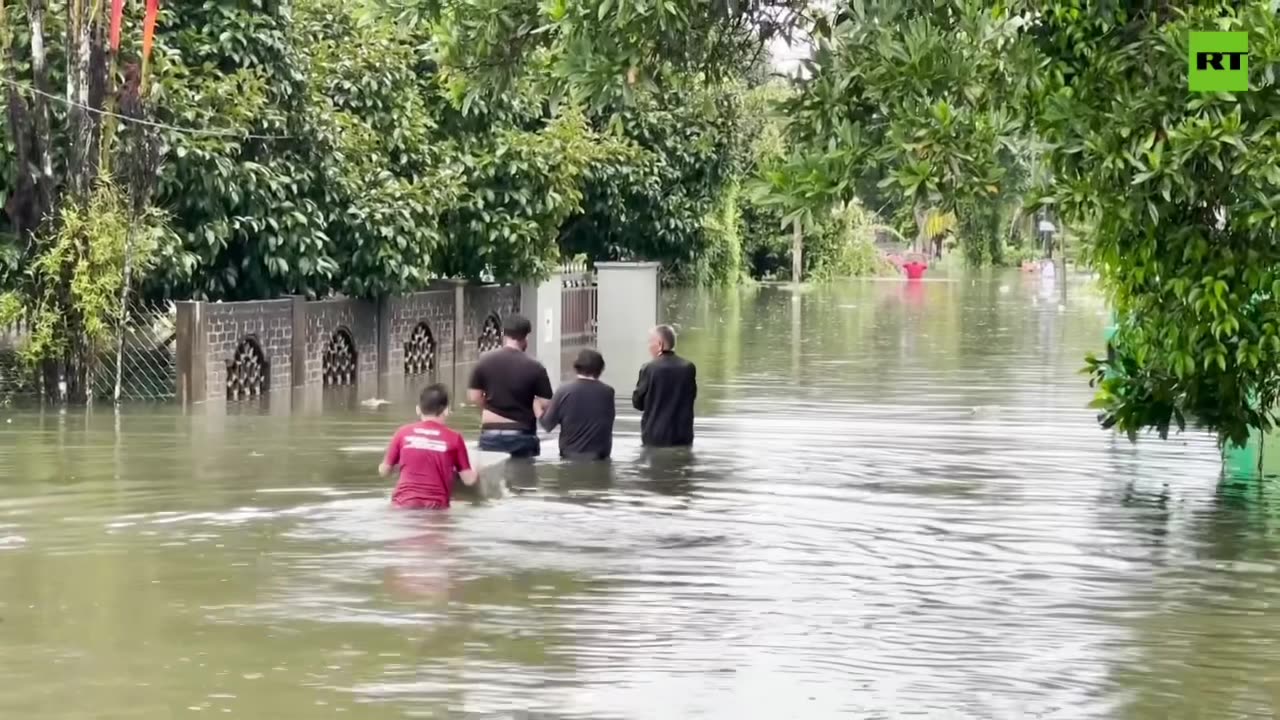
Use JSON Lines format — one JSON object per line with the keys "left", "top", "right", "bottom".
{"left": 540, "top": 349, "right": 615, "bottom": 460}
{"left": 467, "top": 314, "right": 554, "bottom": 458}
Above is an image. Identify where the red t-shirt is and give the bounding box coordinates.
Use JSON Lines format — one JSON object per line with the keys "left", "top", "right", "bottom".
{"left": 903, "top": 261, "right": 927, "bottom": 280}
{"left": 383, "top": 420, "right": 472, "bottom": 509}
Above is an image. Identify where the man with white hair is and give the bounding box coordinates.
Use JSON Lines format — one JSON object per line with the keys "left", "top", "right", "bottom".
{"left": 632, "top": 324, "right": 697, "bottom": 448}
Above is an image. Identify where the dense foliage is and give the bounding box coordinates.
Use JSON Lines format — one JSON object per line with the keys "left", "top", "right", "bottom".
{"left": 4, "top": 0, "right": 834, "bottom": 309}
{"left": 782, "top": 1, "right": 1040, "bottom": 265}
{"left": 4, "top": 182, "right": 166, "bottom": 396}
{"left": 147, "top": 0, "right": 620, "bottom": 299}
{"left": 558, "top": 84, "right": 747, "bottom": 284}
{"left": 1045, "top": 2, "right": 1280, "bottom": 447}
{"left": 0, "top": 0, "right": 173, "bottom": 399}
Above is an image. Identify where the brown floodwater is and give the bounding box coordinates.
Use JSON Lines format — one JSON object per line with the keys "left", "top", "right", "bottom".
{"left": 1, "top": 274, "right": 1275, "bottom": 719}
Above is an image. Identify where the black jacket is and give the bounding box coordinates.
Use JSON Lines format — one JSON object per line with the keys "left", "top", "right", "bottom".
{"left": 632, "top": 351, "right": 697, "bottom": 447}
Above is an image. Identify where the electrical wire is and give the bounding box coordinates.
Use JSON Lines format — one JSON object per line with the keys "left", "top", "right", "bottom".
{"left": 0, "top": 75, "right": 293, "bottom": 140}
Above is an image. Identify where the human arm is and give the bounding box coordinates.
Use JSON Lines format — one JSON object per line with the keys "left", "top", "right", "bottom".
{"left": 466, "top": 363, "right": 486, "bottom": 408}
{"left": 532, "top": 368, "right": 553, "bottom": 419}
{"left": 378, "top": 430, "right": 402, "bottom": 477}
{"left": 631, "top": 364, "right": 650, "bottom": 411}
{"left": 454, "top": 438, "right": 477, "bottom": 487}
{"left": 540, "top": 386, "right": 565, "bottom": 432}
{"left": 689, "top": 363, "right": 697, "bottom": 401}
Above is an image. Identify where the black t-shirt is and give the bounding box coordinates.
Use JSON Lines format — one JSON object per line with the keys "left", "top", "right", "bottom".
{"left": 468, "top": 347, "right": 553, "bottom": 432}
{"left": 540, "top": 378, "right": 616, "bottom": 460}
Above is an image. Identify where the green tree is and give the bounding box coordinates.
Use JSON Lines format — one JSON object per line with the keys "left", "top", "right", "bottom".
{"left": 369, "top": 0, "right": 811, "bottom": 110}
{"left": 1, "top": 0, "right": 175, "bottom": 400}
{"left": 149, "top": 0, "right": 459, "bottom": 299}
{"left": 1034, "top": 1, "right": 1280, "bottom": 447}
{"left": 783, "top": 0, "right": 1033, "bottom": 264}
{"left": 146, "top": 0, "right": 630, "bottom": 298}
{"left": 748, "top": 150, "right": 844, "bottom": 283}
{"left": 558, "top": 83, "right": 746, "bottom": 284}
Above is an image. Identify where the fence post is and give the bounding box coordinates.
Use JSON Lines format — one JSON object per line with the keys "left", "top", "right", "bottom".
{"left": 522, "top": 270, "right": 563, "bottom": 386}
{"left": 290, "top": 295, "right": 307, "bottom": 387}
{"left": 451, "top": 280, "right": 466, "bottom": 395}
{"left": 595, "top": 261, "right": 660, "bottom": 393}
{"left": 175, "top": 300, "right": 206, "bottom": 405}
{"left": 376, "top": 295, "right": 392, "bottom": 377}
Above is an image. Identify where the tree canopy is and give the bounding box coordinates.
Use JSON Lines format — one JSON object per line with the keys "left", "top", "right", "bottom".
{"left": 1037, "top": 2, "right": 1280, "bottom": 448}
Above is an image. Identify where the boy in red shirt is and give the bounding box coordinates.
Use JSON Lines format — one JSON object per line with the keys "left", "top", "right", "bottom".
{"left": 379, "top": 384, "right": 477, "bottom": 509}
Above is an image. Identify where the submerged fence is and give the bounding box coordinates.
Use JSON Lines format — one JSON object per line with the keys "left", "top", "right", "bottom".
{"left": 93, "top": 302, "right": 179, "bottom": 400}
{"left": 0, "top": 301, "right": 178, "bottom": 401}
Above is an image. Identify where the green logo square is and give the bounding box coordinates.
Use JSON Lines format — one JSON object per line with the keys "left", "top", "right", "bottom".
{"left": 1189, "top": 31, "right": 1249, "bottom": 92}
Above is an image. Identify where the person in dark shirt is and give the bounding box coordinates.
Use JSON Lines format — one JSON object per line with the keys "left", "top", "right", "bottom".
{"left": 467, "top": 314, "right": 554, "bottom": 458}
{"left": 540, "top": 348, "right": 615, "bottom": 460}
{"left": 632, "top": 325, "right": 697, "bottom": 448}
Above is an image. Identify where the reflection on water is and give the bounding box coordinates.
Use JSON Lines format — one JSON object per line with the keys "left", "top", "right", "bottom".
{"left": 2, "top": 274, "right": 1278, "bottom": 719}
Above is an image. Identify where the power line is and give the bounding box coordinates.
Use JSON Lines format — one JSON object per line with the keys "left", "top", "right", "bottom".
{"left": 0, "top": 75, "right": 293, "bottom": 140}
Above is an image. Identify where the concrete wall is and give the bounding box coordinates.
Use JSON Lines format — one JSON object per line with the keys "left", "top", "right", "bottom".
{"left": 460, "top": 285, "right": 522, "bottom": 365}
{"left": 595, "top": 262, "right": 660, "bottom": 393}
{"left": 173, "top": 276, "right": 609, "bottom": 406}
{"left": 175, "top": 285, "right": 525, "bottom": 405}
{"left": 299, "top": 298, "right": 379, "bottom": 386}
{"left": 200, "top": 299, "right": 293, "bottom": 401}
{"left": 381, "top": 287, "right": 457, "bottom": 382}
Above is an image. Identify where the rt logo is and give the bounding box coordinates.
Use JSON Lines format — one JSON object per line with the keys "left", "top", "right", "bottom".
{"left": 1189, "top": 31, "right": 1249, "bottom": 92}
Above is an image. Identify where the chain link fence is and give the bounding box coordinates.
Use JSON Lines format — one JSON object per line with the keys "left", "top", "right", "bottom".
{"left": 0, "top": 301, "right": 177, "bottom": 402}
{"left": 92, "top": 301, "right": 178, "bottom": 401}
{"left": 0, "top": 318, "right": 35, "bottom": 400}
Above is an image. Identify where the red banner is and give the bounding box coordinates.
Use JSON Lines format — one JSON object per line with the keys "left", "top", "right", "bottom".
{"left": 109, "top": 0, "right": 125, "bottom": 52}
{"left": 140, "top": 0, "right": 159, "bottom": 91}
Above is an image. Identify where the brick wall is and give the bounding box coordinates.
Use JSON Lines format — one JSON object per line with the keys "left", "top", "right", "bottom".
{"left": 460, "top": 285, "right": 521, "bottom": 365}
{"left": 301, "top": 298, "right": 379, "bottom": 385}
{"left": 177, "top": 284, "right": 531, "bottom": 403}
{"left": 383, "top": 289, "right": 456, "bottom": 382}
{"left": 202, "top": 300, "right": 293, "bottom": 401}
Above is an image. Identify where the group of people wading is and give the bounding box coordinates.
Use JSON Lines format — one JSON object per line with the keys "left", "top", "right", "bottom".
{"left": 378, "top": 315, "right": 698, "bottom": 509}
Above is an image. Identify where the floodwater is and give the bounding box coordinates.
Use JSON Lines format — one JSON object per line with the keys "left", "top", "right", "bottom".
{"left": 0, "top": 274, "right": 1274, "bottom": 719}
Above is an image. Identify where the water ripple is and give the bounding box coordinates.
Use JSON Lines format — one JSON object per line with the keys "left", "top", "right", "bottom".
{"left": 0, "top": 278, "right": 1268, "bottom": 719}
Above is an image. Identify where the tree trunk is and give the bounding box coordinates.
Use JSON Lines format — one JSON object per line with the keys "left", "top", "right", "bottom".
{"left": 66, "top": 0, "right": 99, "bottom": 198}
{"left": 791, "top": 222, "right": 803, "bottom": 285}
{"left": 113, "top": 225, "right": 137, "bottom": 403}
{"left": 2, "top": 0, "right": 42, "bottom": 241}
{"left": 28, "top": 0, "right": 55, "bottom": 212}
{"left": 913, "top": 204, "right": 928, "bottom": 253}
